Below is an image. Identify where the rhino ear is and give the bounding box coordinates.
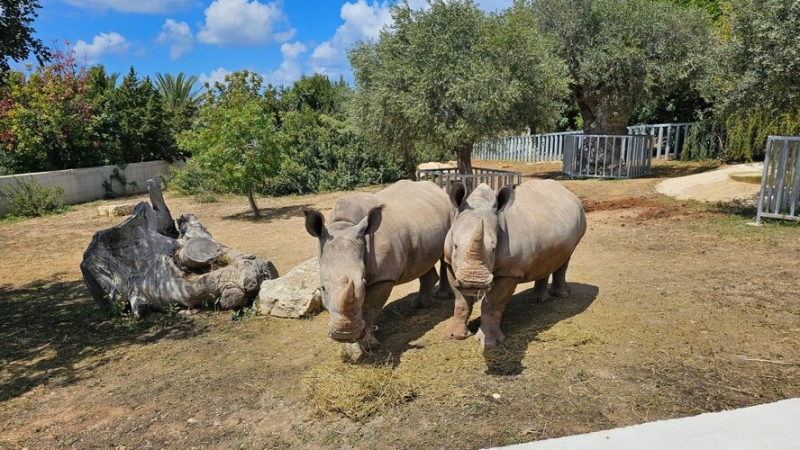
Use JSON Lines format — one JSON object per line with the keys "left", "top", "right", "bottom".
{"left": 449, "top": 182, "right": 467, "bottom": 209}
{"left": 497, "top": 184, "right": 516, "bottom": 212}
{"left": 304, "top": 209, "right": 326, "bottom": 238}
{"left": 355, "top": 205, "right": 384, "bottom": 237}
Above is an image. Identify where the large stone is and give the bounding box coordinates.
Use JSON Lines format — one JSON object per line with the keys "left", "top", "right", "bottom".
{"left": 98, "top": 203, "right": 135, "bottom": 217}
{"left": 255, "top": 257, "right": 323, "bottom": 318}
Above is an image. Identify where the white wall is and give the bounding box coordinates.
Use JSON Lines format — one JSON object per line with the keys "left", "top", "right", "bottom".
{"left": 0, "top": 160, "right": 184, "bottom": 217}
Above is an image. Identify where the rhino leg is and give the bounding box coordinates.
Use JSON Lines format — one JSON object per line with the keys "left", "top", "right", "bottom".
{"left": 434, "top": 259, "right": 454, "bottom": 300}
{"left": 475, "top": 277, "right": 517, "bottom": 349}
{"left": 531, "top": 277, "right": 550, "bottom": 302}
{"left": 411, "top": 267, "right": 439, "bottom": 308}
{"left": 347, "top": 281, "right": 395, "bottom": 356}
{"left": 547, "top": 259, "right": 572, "bottom": 299}
{"left": 443, "top": 265, "right": 475, "bottom": 340}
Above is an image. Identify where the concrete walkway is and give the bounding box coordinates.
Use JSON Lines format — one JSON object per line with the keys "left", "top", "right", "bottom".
{"left": 656, "top": 163, "right": 763, "bottom": 203}
{"left": 488, "top": 398, "right": 800, "bottom": 450}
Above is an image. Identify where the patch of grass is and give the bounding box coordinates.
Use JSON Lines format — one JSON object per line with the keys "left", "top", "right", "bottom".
{"left": 303, "top": 359, "right": 417, "bottom": 422}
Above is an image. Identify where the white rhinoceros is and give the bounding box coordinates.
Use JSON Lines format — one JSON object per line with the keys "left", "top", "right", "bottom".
{"left": 443, "top": 180, "right": 587, "bottom": 348}
{"left": 304, "top": 180, "right": 452, "bottom": 352}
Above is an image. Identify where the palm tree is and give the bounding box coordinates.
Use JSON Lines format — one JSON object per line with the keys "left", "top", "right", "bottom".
{"left": 154, "top": 72, "right": 205, "bottom": 133}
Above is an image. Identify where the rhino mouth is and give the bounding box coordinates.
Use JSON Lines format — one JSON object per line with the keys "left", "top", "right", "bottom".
{"left": 328, "top": 329, "right": 365, "bottom": 343}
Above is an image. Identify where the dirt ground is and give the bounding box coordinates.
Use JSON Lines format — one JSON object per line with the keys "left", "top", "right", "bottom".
{"left": 1, "top": 160, "right": 799, "bottom": 449}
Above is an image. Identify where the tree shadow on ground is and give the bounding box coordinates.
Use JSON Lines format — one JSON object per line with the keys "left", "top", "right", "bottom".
{"left": 709, "top": 199, "right": 759, "bottom": 219}
{"left": 648, "top": 160, "right": 722, "bottom": 178}
{"left": 221, "top": 204, "right": 311, "bottom": 223}
{"left": 0, "top": 278, "right": 209, "bottom": 402}
{"left": 475, "top": 282, "right": 599, "bottom": 376}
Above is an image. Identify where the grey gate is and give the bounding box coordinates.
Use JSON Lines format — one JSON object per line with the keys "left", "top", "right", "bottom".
{"left": 756, "top": 136, "right": 800, "bottom": 224}
{"left": 562, "top": 134, "right": 653, "bottom": 179}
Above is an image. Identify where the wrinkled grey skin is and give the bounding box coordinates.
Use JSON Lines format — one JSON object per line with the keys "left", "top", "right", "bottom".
{"left": 305, "top": 180, "right": 452, "bottom": 354}
{"left": 443, "top": 180, "right": 587, "bottom": 348}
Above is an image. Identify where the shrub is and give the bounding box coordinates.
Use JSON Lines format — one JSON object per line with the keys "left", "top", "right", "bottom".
{"left": 0, "top": 178, "right": 65, "bottom": 217}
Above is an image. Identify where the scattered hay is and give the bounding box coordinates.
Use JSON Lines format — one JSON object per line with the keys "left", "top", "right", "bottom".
{"left": 303, "top": 358, "right": 416, "bottom": 422}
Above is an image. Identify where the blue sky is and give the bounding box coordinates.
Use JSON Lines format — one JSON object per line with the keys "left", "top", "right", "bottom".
{"left": 27, "top": 0, "right": 513, "bottom": 88}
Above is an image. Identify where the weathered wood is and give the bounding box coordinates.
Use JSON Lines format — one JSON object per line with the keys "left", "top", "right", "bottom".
{"left": 80, "top": 178, "right": 279, "bottom": 317}
{"left": 177, "top": 236, "right": 221, "bottom": 270}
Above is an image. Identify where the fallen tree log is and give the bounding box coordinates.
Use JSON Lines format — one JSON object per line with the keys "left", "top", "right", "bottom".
{"left": 80, "top": 179, "right": 278, "bottom": 317}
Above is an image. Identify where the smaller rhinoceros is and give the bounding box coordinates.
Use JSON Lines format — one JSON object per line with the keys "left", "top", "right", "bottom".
{"left": 304, "top": 180, "right": 452, "bottom": 353}
{"left": 443, "top": 180, "right": 587, "bottom": 348}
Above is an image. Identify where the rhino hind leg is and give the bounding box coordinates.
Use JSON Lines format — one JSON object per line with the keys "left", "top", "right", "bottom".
{"left": 547, "top": 259, "right": 572, "bottom": 299}
{"left": 433, "top": 259, "right": 455, "bottom": 300}
{"left": 475, "top": 277, "right": 517, "bottom": 349}
{"left": 411, "top": 267, "right": 439, "bottom": 308}
{"left": 531, "top": 277, "right": 550, "bottom": 302}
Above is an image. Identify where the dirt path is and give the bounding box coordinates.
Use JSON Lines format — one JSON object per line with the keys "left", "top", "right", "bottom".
{"left": 1, "top": 161, "right": 798, "bottom": 449}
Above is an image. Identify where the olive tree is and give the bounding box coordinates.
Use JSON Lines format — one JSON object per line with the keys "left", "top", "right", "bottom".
{"left": 532, "top": 0, "right": 713, "bottom": 136}
{"left": 349, "top": 0, "right": 568, "bottom": 175}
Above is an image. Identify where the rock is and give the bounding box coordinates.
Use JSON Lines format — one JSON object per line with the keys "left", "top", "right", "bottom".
{"left": 417, "top": 161, "right": 456, "bottom": 171}
{"left": 98, "top": 203, "right": 135, "bottom": 217}
{"left": 255, "top": 257, "right": 323, "bottom": 318}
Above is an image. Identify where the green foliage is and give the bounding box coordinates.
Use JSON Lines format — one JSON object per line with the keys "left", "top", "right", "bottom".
{"left": 111, "top": 68, "right": 179, "bottom": 164}
{"left": 176, "top": 71, "right": 283, "bottom": 216}
{"left": 682, "top": 118, "right": 723, "bottom": 160}
{"left": 0, "top": 46, "right": 102, "bottom": 172}
{"left": 170, "top": 161, "right": 219, "bottom": 202}
{"left": 349, "top": 0, "right": 568, "bottom": 173}
{"left": 706, "top": 0, "right": 800, "bottom": 115}
{"left": 154, "top": 72, "right": 204, "bottom": 140}
{"left": 724, "top": 110, "right": 800, "bottom": 161}
{"left": 533, "top": 0, "right": 713, "bottom": 135}
{"left": 0, "top": 177, "right": 65, "bottom": 217}
{"left": 0, "top": 0, "right": 51, "bottom": 82}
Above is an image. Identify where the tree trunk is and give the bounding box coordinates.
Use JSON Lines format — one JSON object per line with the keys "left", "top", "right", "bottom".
{"left": 573, "top": 85, "right": 632, "bottom": 176}
{"left": 403, "top": 145, "right": 417, "bottom": 180}
{"left": 247, "top": 188, "right": 260, "bottom": 218}
{"left": 81, "top": 179, "right": 279, "bottom": 317}
{"left": 456, "top": 143, "right": 473, "bottom": 175}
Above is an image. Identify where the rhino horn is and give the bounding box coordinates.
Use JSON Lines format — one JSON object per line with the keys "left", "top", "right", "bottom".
{"left": 468, "top": 221, "right": 485, "bottom": 259}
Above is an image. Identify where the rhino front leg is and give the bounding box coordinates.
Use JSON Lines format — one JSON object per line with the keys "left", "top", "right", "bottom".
{"left": 548, "top": 258, "right": 572, "bottom": 299}
{"left": 411, "top": 266, "right": 439, "bottom": 308}
{"left": 347, "top": 281, "right": 394, "bottom": 356}
{"left": 443, "top": 265, "right": 475, "bottom": 340}
{"left": 475, "top": 277, "right": 517, "bottom": 349}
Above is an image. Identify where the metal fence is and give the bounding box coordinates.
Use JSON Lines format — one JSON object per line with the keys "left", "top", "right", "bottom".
{"left": 756, "top": 136, "right": 800, "bottom": 224}
{"left": 472, "top": 131, "right": 582, "bottom": 162}
{"left": 416, "top": 166, "right": 521, "bottom": 193}
{"left": 627, "top": 122, "right": 692, "bottom": 160}
{"left": 473, "top": 123, "right": 691, "bottom": 163}
{"left": 562, "top": 134, "right": 653, "bottom": 179}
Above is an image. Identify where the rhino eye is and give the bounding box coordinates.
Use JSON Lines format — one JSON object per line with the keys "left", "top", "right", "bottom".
{"left": 454, "top": 244, "right": 459, "bottom": 250}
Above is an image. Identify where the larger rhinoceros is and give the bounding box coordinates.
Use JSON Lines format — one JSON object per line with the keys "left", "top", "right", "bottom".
{"left": 443, "top": 180, "right": 586, "bottom": 348}
{"left": 304, "top": 180, "right": 452, "bottom": 353}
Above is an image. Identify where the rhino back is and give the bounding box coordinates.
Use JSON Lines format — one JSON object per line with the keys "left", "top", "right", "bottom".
{"left": 330, "top": 180, "right": 451, "bottom": 285}
{"left": 496, "top": 179, "right": 586, "bottom": 281}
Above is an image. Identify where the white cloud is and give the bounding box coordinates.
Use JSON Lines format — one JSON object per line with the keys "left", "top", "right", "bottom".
{"left": 197, "top": 0, "right": 294, "bottom": 47}
{"left": 73, "top": 32, "right": 130, "bottom": 64}
{"left": 266, "top": 41, "right": 307, "bottom": 86}
{"left": 198, "top": 67, "right": 233, "bottom": 87}
{"left": 309, "top": 0, "right": 392, "bottom": 77}
{"left": 64, "top": 0, "right": 193, "bottom": 14}
{"left": 157, "top": 19, "right": 193, "bottom": 60}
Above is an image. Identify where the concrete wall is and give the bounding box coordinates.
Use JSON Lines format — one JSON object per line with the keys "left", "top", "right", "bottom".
{"left": 0, "top": 160, "right": 183, "bottom": 217}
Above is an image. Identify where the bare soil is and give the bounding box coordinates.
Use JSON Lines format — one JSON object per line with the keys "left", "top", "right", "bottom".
{"left": 1, "top": 160, "right": 799, "bottom": 449}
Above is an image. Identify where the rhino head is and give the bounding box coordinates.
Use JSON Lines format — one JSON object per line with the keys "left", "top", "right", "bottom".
{"left": 304, "top": 206, "right": 383, "bottom": 342}
{"left": 446, "top": 182, "right": 515, "bottom": 295}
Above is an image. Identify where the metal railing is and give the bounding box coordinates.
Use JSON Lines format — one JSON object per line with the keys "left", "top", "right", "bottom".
{"left": 627, "top": 122, "right": 692, "bottom": 160}
{"left": 416, "top": 166, "right": 521, "bottom": 193}
{"left": 473, "top": 123, "right": 691, "bottom": 163}
{"left": 562, "top": 134, "right": 653, "bottom": 179}
{"left": 756, "top": 136, "right": 800, "bottom": 224}
{"left": 472, "top": 131, "right": 582, "bottom": 162}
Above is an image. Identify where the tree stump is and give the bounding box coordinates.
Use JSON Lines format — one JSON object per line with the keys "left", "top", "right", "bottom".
{"left": 80, "top": 179, "right": 278, "bottom": 317}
